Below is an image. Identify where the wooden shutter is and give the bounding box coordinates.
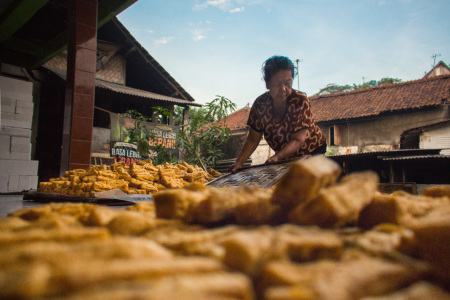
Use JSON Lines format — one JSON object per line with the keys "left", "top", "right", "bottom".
{"left": 334, "top": 125, "right": 341, "bottom": 145}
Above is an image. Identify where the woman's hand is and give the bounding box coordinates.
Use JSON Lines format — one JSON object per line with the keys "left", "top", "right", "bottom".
{"left": 228, "top": 128, "right": 263, "bottom": 173}
{"left": 266, "top": 155, "right": 280, "bottom": 164}
{"left": 228, "top": 161, "right": 243, "bottom": 173}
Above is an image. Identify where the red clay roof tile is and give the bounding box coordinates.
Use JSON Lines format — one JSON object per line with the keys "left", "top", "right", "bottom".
{"left": 309, "top": 74, "right": 450, "bottom": 122}
{"left": 218, "top": 106, "right": 251, "bottom": 131}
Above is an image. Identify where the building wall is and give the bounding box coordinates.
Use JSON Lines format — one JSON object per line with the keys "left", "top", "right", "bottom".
{"left": 320, "top": 108, "right": 445, "bottom": 153}
{"left": 0, "top": 76, "right": 39, "bottom": 193}
{"left": 420, "top": 123, "right": 450, "bottom": 155}
{"left": 251, "top": 138, "right": 275, "bottom": 165}
{"left": 425, "top": 65, "right": 450, "bottom": 78}
{"left": 92, "top": 127, "right": 111, "bottom": 153}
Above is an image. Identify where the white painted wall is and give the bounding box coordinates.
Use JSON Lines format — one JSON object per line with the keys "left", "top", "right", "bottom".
{"left": 250, "top": 138, "right": 275, "bottom": 165}
{"left": 420, "top": 123, "right": 450, "bottom": 155}
{"left": 0, "top": 76, "right": 39, "bottom": 193}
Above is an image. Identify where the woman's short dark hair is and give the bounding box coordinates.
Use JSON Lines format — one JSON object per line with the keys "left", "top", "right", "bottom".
{"left": 262, "top": 56, "right": 297, "bottom": 84}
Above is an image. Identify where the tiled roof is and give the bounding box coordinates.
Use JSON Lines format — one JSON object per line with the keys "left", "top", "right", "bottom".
{"left": 309, "top": 74, "right": 450, "bottom": 122}
{"left": 218, "top": 107, "right": 251, "bottom": 131}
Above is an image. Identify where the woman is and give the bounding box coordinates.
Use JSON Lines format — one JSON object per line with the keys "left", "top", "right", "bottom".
{"left": 230, "top": 55, "right": 326, "bottom": 172}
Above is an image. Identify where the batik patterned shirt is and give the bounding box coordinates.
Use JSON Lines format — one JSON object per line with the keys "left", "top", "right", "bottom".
{"left": 247, "top": 90, "right": 325, "bottom": 157}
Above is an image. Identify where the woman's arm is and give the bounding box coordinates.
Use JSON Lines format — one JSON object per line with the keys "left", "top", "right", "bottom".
{"left": 229, "top": 128, "right": 263, "bottom": 172}
{"left": 266, "top": 128, "right": 308, "bottom": 163}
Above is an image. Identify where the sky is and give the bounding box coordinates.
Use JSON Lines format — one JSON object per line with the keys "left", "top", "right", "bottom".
{"left": 117, "top": 0, "right": 450, "bottom": 110}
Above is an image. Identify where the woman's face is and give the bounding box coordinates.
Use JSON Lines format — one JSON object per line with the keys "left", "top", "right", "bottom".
{"left": 267, "top": 69, "right": 293, "bottom": 102}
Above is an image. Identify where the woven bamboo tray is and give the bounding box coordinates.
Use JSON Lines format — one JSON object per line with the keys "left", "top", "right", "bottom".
{"left": 207, "top": 156, "right": 309, "bottom": 188}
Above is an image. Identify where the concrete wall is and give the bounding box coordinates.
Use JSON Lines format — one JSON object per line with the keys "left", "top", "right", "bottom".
{"left": 0, "top": 76, "right": 39, "bottom": 193}
{"left": 251, "top": 138, "right": 275, "bottom": 165}
{"left": 319, "top": 109, "right": 445, "bottom": 152}
{"left": 92, "top": 127, "right": 111, "bottom": 153}
{"left": 219, "top": 131, "right": 275, "bottom": 165}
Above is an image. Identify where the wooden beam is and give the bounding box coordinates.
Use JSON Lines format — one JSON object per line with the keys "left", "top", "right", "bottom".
{"left": 30, "top": 31, "right": 68, "bottom": 68}
{"left": 0, "top": 48, "right": 36, "bottom": 68}
{"left": 2, "top": 37, "right": 45, "bottom": 56}
{"left": 0, "top": 0, "right": 49, "bottom": 44}
{"left": 98, "top": 0, "right": 138, "bottom": 28}
{"left": 29, "top": 0, "right": 137, "bottom": 68}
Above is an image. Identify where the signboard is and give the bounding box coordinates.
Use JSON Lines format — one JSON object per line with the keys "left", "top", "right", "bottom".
{"left": 110, "top": 142, "right": 144, "bottom": 165}
{"left": 109, "top": 112, "right": 179, "bottom": 162}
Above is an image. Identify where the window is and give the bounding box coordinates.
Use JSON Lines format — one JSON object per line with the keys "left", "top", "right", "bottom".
{"left": 329, "top": 125, "right": 341, "bottom": 146}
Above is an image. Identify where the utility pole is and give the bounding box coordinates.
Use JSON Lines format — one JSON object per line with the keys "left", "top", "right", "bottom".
{"left": 431, "top": 53, "right": 441, "bottom": 67}
{"left": 295, "top": 59, "right": 302, "bottom": 90}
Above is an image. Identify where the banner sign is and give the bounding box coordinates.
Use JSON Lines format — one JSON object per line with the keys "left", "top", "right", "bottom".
{"left": 110, "top": 142, "right": 143, "bottom": 165}
{"left": 110, "top": 112, "right": 179, "bottom": 163}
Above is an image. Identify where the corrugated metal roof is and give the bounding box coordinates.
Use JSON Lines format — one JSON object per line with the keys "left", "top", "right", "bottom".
{"left": 45, "top": 66, "right": 202, "bottom": 107}
{"left": 95, "top": 80, "right": 202, "bottom": 106}
{"left": 381, "top": 155, "right": 450, "bottom": 161}
{"left": 326, "top": 148, "right": 442, "bottom": 159}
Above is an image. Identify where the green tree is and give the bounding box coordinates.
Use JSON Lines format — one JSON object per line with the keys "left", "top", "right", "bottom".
{"left": 377, "top": 77, "right": 402, "bottom": 85}
{"left": 315, "top": 77, "right": 403, "bottom": 96}
{"left": 315, "top": 83, "right": 353, "bottom": 96}
{"left": 152, "top": 106, "right": 171, "bottom": 124}
{"left": 353, "top": 79, "right": 377, "bottom": 90}
{"left": 125, "top": 108, "right": 175, "bottom": 164}
{"left": 125, "top": 109, "right": 154, "bottom": 156}
{"left": 204, "top": 95, "right": 237, "bottom": 122}
{"left": 177, "top": 96, "right": 236, "bottom": 170}
{"left": 173, "top": 105, "right": 184, "bottom": 126}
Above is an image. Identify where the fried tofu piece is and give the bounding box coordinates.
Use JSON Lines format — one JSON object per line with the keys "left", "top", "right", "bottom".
{"left": 107, "top": 211, "right": 155, "bottom": 235}
{"left": 272, "top": 155, "right": 342, "bottom": 209}
{"left": 184, "top": 171, "right": 207, "bottom": 182}
{"left": 408, "top": 205, "right": 450, "bottom": 286}
{"left": 0, "top": 216, "right": 30, "bottom": 231}
{"left": 343, "top": 224, "right": 415, "bottom": 259}
{"left": 359, "top": 281, "right": 450, "bottom": 300}
{"left": 194, "top": 186, "right": 271, "bottom": 225}
{"left": 275, "top": 225, "right": 343, "bottom": 262}
{"left": 153, "top": 187, "right": 210, "bottom": 221}
{"left": 29, "top": 213, "right": 83, "bottom": 230}
{"left": 261, "top": 258, "right": 428, "bottom": 300}
{"left": 81, "top": 205, "right": 119, "bottom": 227}
{"left": 422, "top": 185, "right": 450, "bottom": 199}
{"left": 358, "top": 190, "right": 450, "bottom": 229}
{"left": 8, "top": 203, "right": 96, "bottom": 222}
{"left": 234, "top": 198, "right": 284, "bottom": 225}
{"left": 221, "top": 227, "right": 280, "bottom": 277}
{"left": 61, "top": 273, "right": 254, "bottom": 300}
{"left": 0, "top": 257, "right": 224, "bottom": 298}
{"left": 289, "top": 171, "right": 379, "bottom": 228}
{"left": 183, "top": 161, "right": 197, "bottom": 173}
{"left": 140, "top": 182, "right": 158, "bottom": 193}
{"left": 93, "top": 181, "right": 112, "bottom": 191}
{"left": 209, "top": 168, "right": 222, "bottom": 178}
{"left": 0, "top": 227, "right": 110, "bottom": 245}
{"left": 148, "top": 225, "right": 239, "bottom": 259}
{"left": 221, "top": 226, "right": 343, "bottom": 277}
{"left": 7, "top": 205, "right": 52, "bottom": 221}
{"left": 160, "top": 176, "right": 185, "bottom": 189}
{"left": 233, "top": 187, "right": 283, "bottom": 225}
{"left": 126, "top": 201, "right": 155, "bottom": 214}
{"left": 0, "top": 237, "right": 172, "bottom": 268}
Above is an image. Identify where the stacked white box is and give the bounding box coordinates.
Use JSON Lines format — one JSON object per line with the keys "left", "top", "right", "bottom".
{"left": 0, "top": 76, "right": 39, "bottom": 193}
